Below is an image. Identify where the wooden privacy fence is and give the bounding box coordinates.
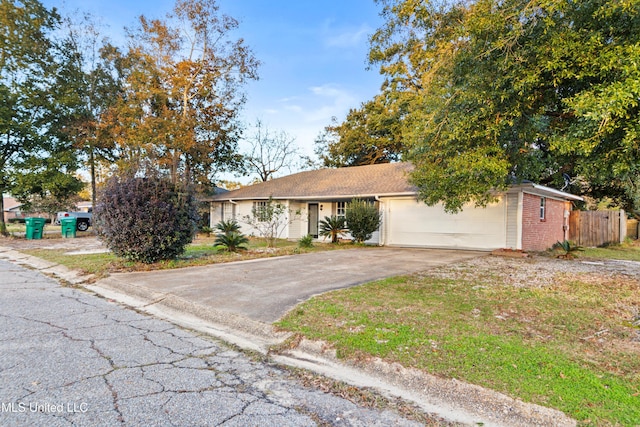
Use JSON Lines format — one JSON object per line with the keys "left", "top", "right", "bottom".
{"left": 628, "top": 219, "right": 639, "bottom": 240}
{"left": 569, "top": 210, "right": 626, "bottom": 247}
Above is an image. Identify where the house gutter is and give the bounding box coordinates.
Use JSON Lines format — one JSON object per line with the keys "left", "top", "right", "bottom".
{"left": 529, "top": 184, "right": 584, "bottom": 201}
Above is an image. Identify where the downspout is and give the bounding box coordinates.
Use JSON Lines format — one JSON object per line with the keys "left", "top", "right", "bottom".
{"left": 211, "top": 199, "right": 238, "bottom": 228}
{"left": 228, "top": 199, "right": 238, "bottom": 222}
{"left": 375, "top": 196, "right": 384, "bottom": 246}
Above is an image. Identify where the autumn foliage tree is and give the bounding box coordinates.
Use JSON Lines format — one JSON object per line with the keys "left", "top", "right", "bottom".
{"left": 101, "top": 0, "right": 259, "bottom": 187}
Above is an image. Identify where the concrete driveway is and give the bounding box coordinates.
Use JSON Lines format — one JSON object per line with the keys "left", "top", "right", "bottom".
{"left": 98, "top": 248, "right": 483, "bottom": 324}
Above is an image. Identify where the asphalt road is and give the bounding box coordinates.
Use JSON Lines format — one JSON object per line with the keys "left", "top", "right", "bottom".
{"left": 0, "top": 260, "right": 421, "bottom": 427}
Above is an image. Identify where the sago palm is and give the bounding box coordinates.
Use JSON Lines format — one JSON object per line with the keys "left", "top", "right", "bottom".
{"left": 319, "top": 216, "right": 347, "bottom": 243}
{"left": 215, "top": 219, "right": 241, "bottom": 234}
{"left": 214, "top": 231, "right": 249, "bottom": 252}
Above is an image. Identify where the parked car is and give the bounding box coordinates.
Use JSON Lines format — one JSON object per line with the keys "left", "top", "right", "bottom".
{"left": 55, "top": 211, "right": 92, "bottom": 231}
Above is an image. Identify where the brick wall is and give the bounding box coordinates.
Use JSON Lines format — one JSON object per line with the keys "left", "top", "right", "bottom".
{"left": 521, "top": 193, "right": 569, "bottom": 251}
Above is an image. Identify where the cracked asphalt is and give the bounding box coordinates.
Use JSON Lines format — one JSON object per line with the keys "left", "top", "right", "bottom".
{"left": 0, "top": 260, "right": 421, "bottom": 427}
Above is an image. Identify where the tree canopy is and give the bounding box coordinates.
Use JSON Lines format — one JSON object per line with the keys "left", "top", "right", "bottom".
{"left": 100, "top": 0, "right": 259, "bottom": 187}
{"left": 0, "top": 0, "right": 84, "bottom": 232}
{"left": 314, "top": 92, "right": 408, "bottom": 167}
{"left": 368, "top": 0, "right": 640, "bottom": 213}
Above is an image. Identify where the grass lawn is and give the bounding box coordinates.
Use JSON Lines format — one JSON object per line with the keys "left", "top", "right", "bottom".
{"left": 579, "top": 239, "right": 640, "bottom": 261}
{"left": 277, "top": 245, "right": 640, "bottom": 426}
{"left": 22, "top": 236, "right": 349, "bottom": 278}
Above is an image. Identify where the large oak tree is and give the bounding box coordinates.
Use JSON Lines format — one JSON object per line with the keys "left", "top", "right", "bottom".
{"left": 369, "top": 0, "right": 640, "bottom": 213}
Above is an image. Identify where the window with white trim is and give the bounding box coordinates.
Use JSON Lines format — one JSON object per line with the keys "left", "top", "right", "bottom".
{"left": 336, "top": 201, "right": 347, "bottom": 219}
{"left": 222, "top": 202, "right": 235, "bottom": 220}
{"left": 253, "top": 201, "right": 268, "bottom": 221}
{"left": 540, "top": 197, "right": 546, "bottom": 220}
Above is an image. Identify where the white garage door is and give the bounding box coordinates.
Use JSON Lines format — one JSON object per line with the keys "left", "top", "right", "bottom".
{"left": 385, "top": 197, "right": 507, "bottom": 250}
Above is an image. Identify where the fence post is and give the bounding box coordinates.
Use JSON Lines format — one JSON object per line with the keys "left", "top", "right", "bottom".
{"left": 619, "top": 209, "right": 626, "bottom": 243}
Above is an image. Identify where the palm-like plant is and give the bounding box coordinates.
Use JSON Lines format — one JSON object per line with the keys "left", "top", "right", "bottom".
{"left": 215, "top": 219, "right": 241, "bottom": 234}
{"left": 215, "top": 231, "right": 249, "bottom": 252}
{"left": 552, "top": 240, "right": 583, "bottom": 259}
{"left": 319, "top": 215, "right": 347, "bottom": 243}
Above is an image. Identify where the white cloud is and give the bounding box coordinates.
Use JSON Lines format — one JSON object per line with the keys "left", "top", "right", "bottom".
{"left": 324, "top": 24, "right": 371, "bottom": 48}
{"left": 300, "top": 84, "right": 357, "bottom": 123}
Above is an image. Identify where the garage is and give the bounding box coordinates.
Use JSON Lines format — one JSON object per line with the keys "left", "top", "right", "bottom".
{"left": 382, "top": 196, "right": 508, "bottom": 250}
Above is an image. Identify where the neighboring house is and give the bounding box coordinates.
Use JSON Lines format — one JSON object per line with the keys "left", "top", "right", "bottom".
{"left": 2, "top": 196, "right": 61, "bottom": 223}
{"left": 206, "top": 162, "right": 583, "bottom": 251}
{"left": 3, "top": 196, "right": 23, "bottom": 223}
{"left": 77, "top": 201, "right": 93, "bottom": 212}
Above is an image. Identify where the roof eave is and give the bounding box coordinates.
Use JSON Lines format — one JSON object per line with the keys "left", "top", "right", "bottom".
{"left": 515, "top": 183, "right": 584, "bottom": 201}
{"left": 209, "top": 191, "right": 418, "bottom": 202}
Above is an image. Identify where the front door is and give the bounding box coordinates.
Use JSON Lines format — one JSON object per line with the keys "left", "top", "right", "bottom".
{"left": 308, "top": 203, "right": 319, "bottom": 238}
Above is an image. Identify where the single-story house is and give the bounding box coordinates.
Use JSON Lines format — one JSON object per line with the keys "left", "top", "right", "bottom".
{"left": 207, "top": 162, "right": 583, "bottom": 251}
{"left": 2, "top": 196, "right": 23, "bottom": 223}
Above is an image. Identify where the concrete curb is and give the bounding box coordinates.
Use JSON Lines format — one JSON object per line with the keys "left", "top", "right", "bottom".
{"left": 0, "top": 246, "right": 577, "bottom": 427}
{"left": 86, "top": 277, "right": 291, "bottom": 353}
{"left": 275, "top": 340, "right": 575, "bottom": 427}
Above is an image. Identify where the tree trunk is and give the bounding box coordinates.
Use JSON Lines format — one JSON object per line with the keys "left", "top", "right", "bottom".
{"left": 90, "top": 148, "right": 97, "bottom": 208}
{"left": 0, "top": 191, "right": 7, "bottom": 236}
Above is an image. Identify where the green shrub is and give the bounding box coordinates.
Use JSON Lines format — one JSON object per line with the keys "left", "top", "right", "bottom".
{"left": 298, "top": 234, "right": 314, "bottom": 248}
{"left": 94, "top": 175, "right": 199, "bottom": 263}
{"left": 215, "top": 231, "right": 249, "bottom": 252}
{"left": 319, "top": 216, "right": 347, "bottom": 243}
{"left": 346, "top": 199, "right": 381, "bottom": 243}
{"left": 200, "top": 226, "right": 213, "bottom": 235}
{"left": 8, "top": 218, "right": 26, "bottom": 224}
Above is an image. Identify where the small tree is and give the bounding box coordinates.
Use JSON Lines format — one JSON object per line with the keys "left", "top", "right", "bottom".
{"left": 94, "top": 175, "right": 198, "bottom": 263}
{"left": 243, "top": 198, "right": 294, "bottom": 248}
{"left": 346, "top": 199, "right": 381, "bottom": 243}
{"left": 319, "top": 216, "right": 347, "bottom": 243}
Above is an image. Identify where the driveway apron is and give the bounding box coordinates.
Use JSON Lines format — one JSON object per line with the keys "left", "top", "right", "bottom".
{"left": 102, "top": 248, "right": 483, "bottom": 323}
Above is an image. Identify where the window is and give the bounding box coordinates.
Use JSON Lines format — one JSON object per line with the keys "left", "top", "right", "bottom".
{"left": 253, "top": 201, "right": 268, "bottom": 221}
{"left": 222, "top": 202, "right": 235, "bottom": 220}
{"left": 540, "top": 197, "right": 546, "bottom": 220}
{"left": 336, "top": 201, "right": 347, "bottom": 219}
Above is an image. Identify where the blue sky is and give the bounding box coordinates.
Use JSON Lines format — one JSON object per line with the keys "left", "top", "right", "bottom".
{"left": 43, "top": 0, "right": 386, "bottom": 178}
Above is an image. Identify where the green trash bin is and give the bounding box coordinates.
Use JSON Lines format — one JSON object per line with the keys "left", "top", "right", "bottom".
{"left": 60, "top": 217, "right": 77, "bottom": 238}
{"left": 25, "top": 217, "right": 46, "bottom": 240}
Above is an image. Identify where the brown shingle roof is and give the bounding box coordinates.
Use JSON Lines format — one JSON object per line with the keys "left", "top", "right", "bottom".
{"left": 210, "top": 162, "right": 417, "bottom": 201}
